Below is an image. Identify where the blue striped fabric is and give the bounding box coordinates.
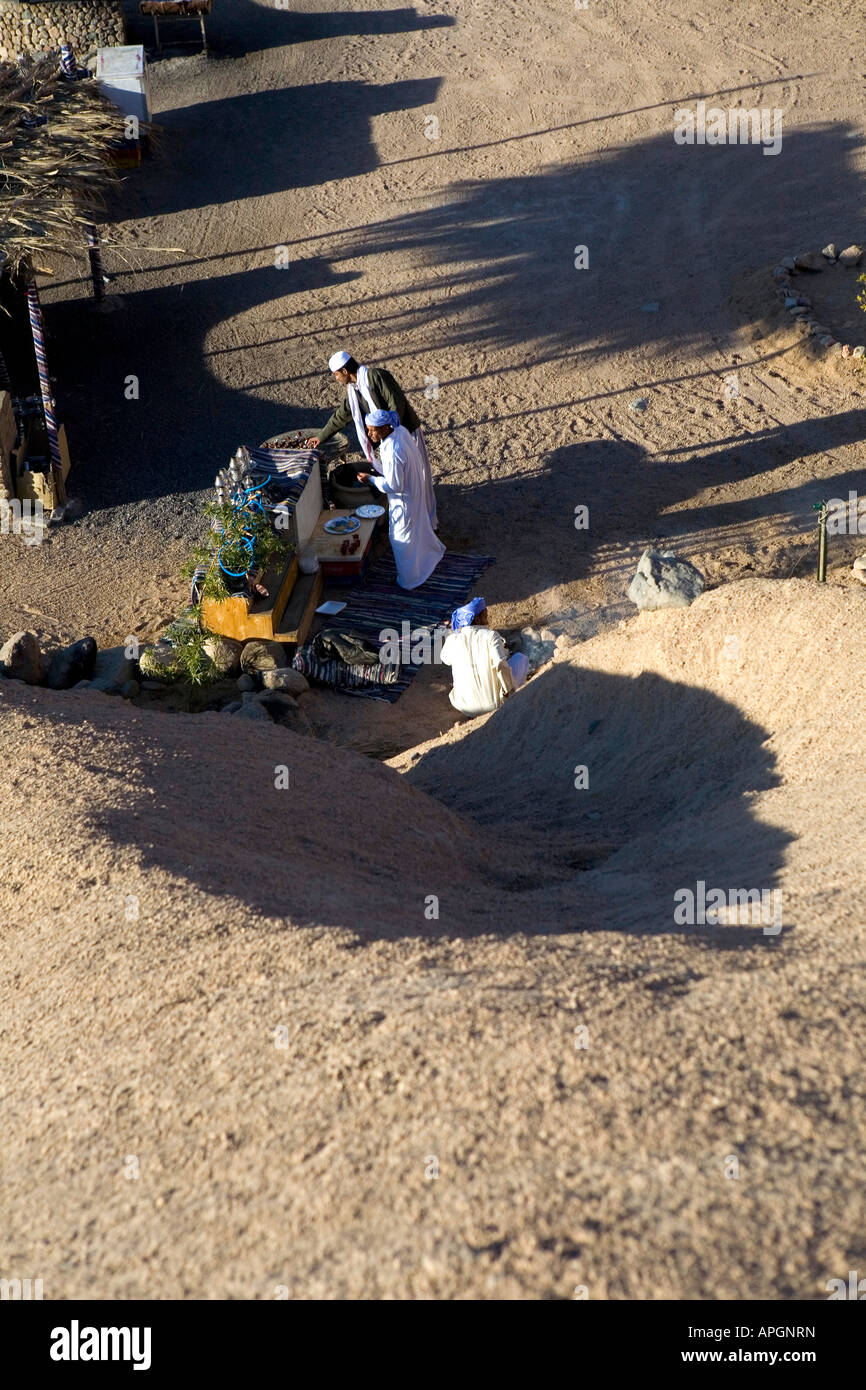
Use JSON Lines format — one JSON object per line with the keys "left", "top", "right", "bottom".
{"left": 325, "top": 551, "right": 495, "bottom": 702}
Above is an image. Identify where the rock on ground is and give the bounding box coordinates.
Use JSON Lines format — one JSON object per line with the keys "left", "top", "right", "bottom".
{"left": 0, "top": 630, "right": 44, "bottom": 684}
{"left": 47, "top": 637, "right": 98, "bottom": 691}
{"left": 628, "top": 549, "right": 705, "bottom": 610}
{"left": 240, "top": 640, "right": 289, "bottom": 674}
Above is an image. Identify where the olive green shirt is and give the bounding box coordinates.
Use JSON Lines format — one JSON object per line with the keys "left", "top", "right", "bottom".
{"left": 316, "top": 366, "right": 422, "bottom": 445}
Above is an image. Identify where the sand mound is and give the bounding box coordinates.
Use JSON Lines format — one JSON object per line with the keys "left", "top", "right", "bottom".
{"left": 2, "top": 579, "right": 865, "bottom": 1298}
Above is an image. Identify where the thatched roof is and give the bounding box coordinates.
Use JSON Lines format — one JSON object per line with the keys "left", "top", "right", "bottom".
{"left": 0, "top": 54, "right": 123, "bottom": 275}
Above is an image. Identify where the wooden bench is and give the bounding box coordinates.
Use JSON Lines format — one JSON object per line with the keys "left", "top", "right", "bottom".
{"left": 139, "top": 1, "right": 212, "bottom": 54}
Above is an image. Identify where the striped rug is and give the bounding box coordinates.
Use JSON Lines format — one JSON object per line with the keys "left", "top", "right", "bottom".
{"left": 333, "top": 550, "right": 495, "bottom": 701}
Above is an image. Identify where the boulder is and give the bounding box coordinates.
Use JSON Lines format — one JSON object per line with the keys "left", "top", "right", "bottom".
{"left": 121, "top": 679, "right": 141, "bottom": 699}
{"left": 852, "top": 554, "right": 866, "bottom": 586}
{"left": 855, "top": 347, "right": 866, "bottom": 360}
{"left": 236, "top": 673, "right": 256, "bottom": 692}
{"left": 203, "top": 635, "right": 242, "bottom": 678}
{"left": 47, "top": 636, "right": 97, "bottom": 690}
{"left": 254, "top": 691, "right": 313, "bottom": 732}
{"left": 519, "top": 626, "right": 558, "bottom": 669}
{"left": 794, "top": 251, "right": 825, "bottom": 271}
{"left": 260, "top": 666, "right": 310, "bottom": 695}
{"left": 822, "top": 244, "right": 838, "bottom": 261}
{"left": 627, "top": 549, "right": 705, "bottom": 611}
{"left": 0, "top": 630, "right": 45, "bottom": 684}
{"left": 232, "top": 693, "right": 272, "bottom": 721}
{"left": 139, "top": 647, "right": 178, "bottom": 682}
{"left": 780, "top": 256, "right": 796, "bottom": 270}
{"left": 90, "top": 645, "right": 137, "bottom": 692}
{"left": 240, "top": 639, "right": 289, "bottom": 674}
{"left": 838, "top": 244, "right": 863, "bottom": 268}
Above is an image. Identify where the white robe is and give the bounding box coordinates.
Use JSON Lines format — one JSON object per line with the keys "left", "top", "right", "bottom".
{"left": 346, "top": 366, "right": 377, "bottom": 467}
{"left": 370, "top": 425, "right": 445, "bottom": 589}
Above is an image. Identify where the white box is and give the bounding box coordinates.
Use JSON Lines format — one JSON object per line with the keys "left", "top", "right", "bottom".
{"left": 96, "top": 46, "right": 151, "bottom": 127}
{"left": 293, "top": 463, "right": 323, "bottom": 547}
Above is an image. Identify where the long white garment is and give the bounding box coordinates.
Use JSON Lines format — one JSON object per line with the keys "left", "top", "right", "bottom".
{"left": 346, "top": 365, "right": 377, "bottom": 467}
{"left": 413, "top": 425, "right": 438, "bottom": 530}
{"left": 370, "top": 424, "right": 445, "bottom": 589}
{"left": 440, "top": 626, "right": 511, "bottom": 717}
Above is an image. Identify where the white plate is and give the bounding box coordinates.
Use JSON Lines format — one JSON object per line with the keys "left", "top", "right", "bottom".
{"left": 323, "top": 515, "right": 360, "bottom": 534}
{"left": 354, "top": 503, "right": 386, "bottom": 519}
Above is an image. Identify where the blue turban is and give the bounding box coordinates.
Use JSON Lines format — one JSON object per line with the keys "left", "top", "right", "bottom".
{"left": 451, "top": 597, "right": 487, "bottom": 630}
{"left": 365, "top": 409, "right": 401, "bottom": 429}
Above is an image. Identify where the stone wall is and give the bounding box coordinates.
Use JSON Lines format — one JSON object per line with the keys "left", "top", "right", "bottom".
{"left": 0, "top": 1, "right": 126, "bottom": 63}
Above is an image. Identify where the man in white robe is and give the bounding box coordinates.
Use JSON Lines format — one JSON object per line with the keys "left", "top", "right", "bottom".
{"left": 306, "top": 351, "right": 438, "bottom": 530}
{"left": 359, "top": 410, "right": 445, "bottom": 590}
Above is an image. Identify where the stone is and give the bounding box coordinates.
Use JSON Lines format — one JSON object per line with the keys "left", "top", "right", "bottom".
{"left": 203, "top": 635, "right": 242, "bottom": 678}
{"left": 232, "top": 694, "right": 272, "bottom": 721}
{"left": 519, "top": 626, "right": 558, "bottom": 669}
{"left": 260, "top": 666, "right": 309, "bottom": 695}
{"left": 121, "top": 679, "right": 140, "bottom": 699}
{"left": 772, "top": 266, "right": 790, "bottom": 279}
{"left": 794, "top": 251, "right": 825, "bottom": 271}
{"left": 818, "top": 336, "right": 837, "bottom": 348}
{"left": 852, "top": 554, "right": 866, "bottom": 586}
{"left": 822, "top": 244, "right": 838, "bottom": 261}
{"left": 0, "top": 630, "right": 45, "bottom": 684}
{"left": 240, "top": 639, "right": 289, "bottom": 673}
{"left": 838, "top": 244, "right": 863, "bottom": 267}
{"left": 784, "top": 296, "right": 800, "bottom": 308}
{"left": 139, "top": 647, "right": 178, "bottom": 682}
{"left": 236, "top": 673, "right": 256, "bottom": 692}
{"left": 255, "top": 691, "right": 313, "bottom": 731}
{"left": 854, "top": 347, "right": 866, "bottom": 359}
{"left": 842, "top": 344, "right": 854, "bottom": 358}
{"left": 628, "top": 397, "right": 649, "bottom": 412}
{"left": 84, "top": 645, "right": 134, "bottom": 693}
{"left": 627, "top": 548, "right": 705, "bottom": 611}
{"left": 47, "top": 636, "right": 97, "bottom": 689}
{"left": 781, "top": 256, "right": 796, "bottom": 270}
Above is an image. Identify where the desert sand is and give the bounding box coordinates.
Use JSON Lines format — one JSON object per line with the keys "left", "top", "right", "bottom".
{"left": 1, "top": 0, "right": 865, "bottom": 1299}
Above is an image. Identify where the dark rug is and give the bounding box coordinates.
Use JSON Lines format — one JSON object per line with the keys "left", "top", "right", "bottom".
{"left": 331, "top": 550, "right": 495, "bottom": 701}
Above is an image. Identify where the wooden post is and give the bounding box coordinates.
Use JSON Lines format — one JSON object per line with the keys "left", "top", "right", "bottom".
{"left": 24, "top": 270, "right": 66, "bottom": 506}
{"left": 86, "top": 224, "right": 106, "bottom": 301}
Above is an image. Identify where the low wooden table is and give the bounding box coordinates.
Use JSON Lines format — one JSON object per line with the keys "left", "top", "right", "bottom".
{"left": 309, "top": 509, "right": 377, "bottom": 581}
{"left": 140, "top": 1, "right": 212, "bottom": 53}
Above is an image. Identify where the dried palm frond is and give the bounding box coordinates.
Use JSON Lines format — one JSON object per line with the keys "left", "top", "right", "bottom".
{"left": 0, "top": 54, "right": 125, "bottom": 274}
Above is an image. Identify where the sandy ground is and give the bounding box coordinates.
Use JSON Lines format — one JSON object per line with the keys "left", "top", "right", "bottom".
{"left": 2, "top": 0, "right": 866, "bottom": 1298}
{"left": 2, "top": 579, "right": 865, "bottom": 1299}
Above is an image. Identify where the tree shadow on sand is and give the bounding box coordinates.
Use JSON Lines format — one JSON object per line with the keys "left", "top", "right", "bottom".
{"left": 433, "top": 411, "right": 866, "bottom": 605}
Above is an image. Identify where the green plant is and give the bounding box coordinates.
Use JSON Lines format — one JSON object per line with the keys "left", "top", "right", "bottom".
{"left": 162, "top": 614, "right": 218, "bottom": 687}
{"left": 856, "top": 273, "right": 866, "bottom": 315}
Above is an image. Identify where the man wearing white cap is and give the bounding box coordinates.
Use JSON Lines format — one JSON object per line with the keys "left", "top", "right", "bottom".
{"left": 359, "top": 409, "right": 445, "bottom": 590}
{"left": 306, "top": 352, "right": 437, "bottom": 529}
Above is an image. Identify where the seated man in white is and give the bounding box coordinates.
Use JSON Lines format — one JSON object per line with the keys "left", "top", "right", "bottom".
{"left": 440, "top": 597, "right": 529, "bottom": 718}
